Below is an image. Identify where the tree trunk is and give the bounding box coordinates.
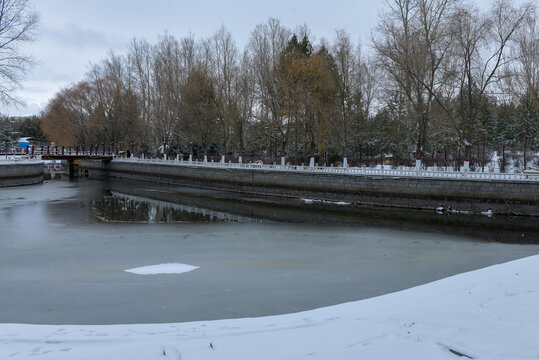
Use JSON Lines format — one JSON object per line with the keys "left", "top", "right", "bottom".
{"left": 501, "top": 145, "right": 506, "bottom": 173}
{"left": 238, "top": 122, "right": 244, "bottom": 155}
{"left": 464, "top": 144, "right": 472, "bottom": 164}
{"left": 523, "top": 136, "right": 528, "bottom": 170}
{"left": 444, "top": 139, "right": 448, "bottom": 169}
{"left": 415, "top": 141, "right": 422, "bottom": 170}
{"left": 482, "top": 142, "right": 486, "bottom": 172}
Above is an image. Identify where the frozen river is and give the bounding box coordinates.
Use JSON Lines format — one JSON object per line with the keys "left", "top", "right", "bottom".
{"left": 1, "top": 178, "right": 538, "bottom": 325}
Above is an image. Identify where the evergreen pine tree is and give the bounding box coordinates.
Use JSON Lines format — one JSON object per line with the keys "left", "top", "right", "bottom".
{"left": 516, "top": 92, "right": 539, "bottom": 169}
{"left": 0, "top": 124, "right": 18, "bottom": 158}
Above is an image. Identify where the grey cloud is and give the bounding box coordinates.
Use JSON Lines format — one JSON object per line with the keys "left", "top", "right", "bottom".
{"left": 41, "top": 23, "right": 113, "bottom": 48}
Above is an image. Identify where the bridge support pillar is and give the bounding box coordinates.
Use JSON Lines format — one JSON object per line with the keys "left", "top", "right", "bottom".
{"left": 68, "top": 160, "right": 81, "bottom": 177}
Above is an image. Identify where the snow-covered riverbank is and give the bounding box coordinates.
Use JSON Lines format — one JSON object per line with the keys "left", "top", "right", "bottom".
{"left": 2, "top": 255, "right": 538, "bottom": 360}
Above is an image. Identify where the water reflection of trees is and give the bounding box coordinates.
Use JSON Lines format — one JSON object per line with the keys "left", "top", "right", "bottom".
{"left": 91, "top": 191, "right": 262, "bottom": 223}
{"left": 92, "top": 194, "right": 220, "bottom": 223}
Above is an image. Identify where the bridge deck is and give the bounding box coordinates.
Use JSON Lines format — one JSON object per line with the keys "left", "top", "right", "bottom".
{"left": 41, "top": 155, "right": 113, "bottom": 161}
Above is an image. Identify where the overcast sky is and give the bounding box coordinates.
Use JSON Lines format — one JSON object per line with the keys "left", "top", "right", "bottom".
{"left": 6, "top": 0, "right": 496, "bottom": 117}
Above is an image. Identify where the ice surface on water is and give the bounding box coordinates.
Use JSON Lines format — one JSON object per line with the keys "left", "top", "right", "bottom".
{"left": 2, "top": 178, "right": 538, "bottom": 327}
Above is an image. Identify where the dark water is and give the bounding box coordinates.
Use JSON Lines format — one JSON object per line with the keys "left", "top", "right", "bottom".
{"left": 0, "top": 178, "right": 538, "bottom": 325}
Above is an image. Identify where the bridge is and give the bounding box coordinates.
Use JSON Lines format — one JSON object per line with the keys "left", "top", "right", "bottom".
{"left": 39, "top": 147, "right": 114, "bottom": 176}
{"left": 2, "top": 146, "right": 115, "bottom": 176}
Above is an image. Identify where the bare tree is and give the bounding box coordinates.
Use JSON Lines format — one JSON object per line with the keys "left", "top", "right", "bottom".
{"left": 207, "top": 25, "right": 239, "bottom": 154}
{"left": 248, "top": 18, "right": 291, "bottom": 156}
{"left": 180, "top": 67, "right": 218, "bottom": 155}
{"left": 151, "top": 33, "right": 183, "bottom": 153}
{"left": 235, "top": 50, "right": 255, "bottom": 154}
{"left": 331, "top": 30, "right": 356, "bottom": 157}
{"left": 127, "top": 38, "right": 158, "bottom": 153}
{"left": 331, "top": 31, "right": 379, "bottom": 159}
{"left": 452, "top": 0, "right": 533, "bottom": 168}
{"left": 373, "top": 0, "right": 458, "bottom": 167}
{"left": 87, "top": 53, "right": 139, "bottom": 148}
{"left": 42, "top": 82, "right": 94, "bottom": 146}
{"left": 0, "top": 0, "right": 38, "bottom": 104}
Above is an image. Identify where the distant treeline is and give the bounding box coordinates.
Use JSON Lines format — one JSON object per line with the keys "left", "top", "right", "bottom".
{"left": 41, "top": 1, "right": 537, "bottom": 171}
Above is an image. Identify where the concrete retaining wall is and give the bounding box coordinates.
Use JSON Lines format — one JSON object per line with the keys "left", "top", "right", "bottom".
{"left": 0, "top": 162, "right": 44, "bottom": 187}
{"left": 82, "top": 160, "right": 539, "bottom": 216}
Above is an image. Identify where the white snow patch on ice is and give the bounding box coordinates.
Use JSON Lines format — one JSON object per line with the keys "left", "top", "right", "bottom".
{"left": 125, "top": 263, "right": 199, "bottom": 275}
{"left": 301, "top": 198, "right": 350, "bottom": 206}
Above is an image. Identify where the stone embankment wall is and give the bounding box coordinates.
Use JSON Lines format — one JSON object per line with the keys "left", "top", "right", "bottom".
{"left": 0, "top": 162, "right": 44, "bottom": 187}
{"left": 82, "top": 160, "right": 539, "bottom": 216}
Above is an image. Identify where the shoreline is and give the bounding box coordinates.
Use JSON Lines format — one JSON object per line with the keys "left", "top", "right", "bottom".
{"left": 81, "top": 159, "right": 539, "bottom": 216}
{"left": 2, "top": 255, "right": 538, "bottom": 359}
{"left": 0, "top": 161, "right": 44, "bottom": 187}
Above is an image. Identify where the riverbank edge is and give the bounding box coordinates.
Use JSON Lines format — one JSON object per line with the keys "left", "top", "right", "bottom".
{"left": 81, "top": 159, "right": 539, "bottom": 216}
{"left": 1, "top": 255, "right": 539, "bottom": 359}
{"left": 0, "top": 162, "right": 44, "bottom": 187}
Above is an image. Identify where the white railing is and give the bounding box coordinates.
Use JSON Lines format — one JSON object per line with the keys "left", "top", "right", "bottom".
{"left": 115, "top": 157, "right": 539, "bottom": 182}
{"left": 0, "top": 146, "right": 117, "bottom": 157}
{"left": 0, "top": 155, "right": 42, "bottom": 164}
{"left": 3, "top": 149, "right": 536, "bottom": 181}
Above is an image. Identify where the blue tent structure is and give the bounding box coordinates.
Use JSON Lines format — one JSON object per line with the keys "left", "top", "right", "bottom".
{"left": 17, "top": 137, "right": 40, "bottom": 148}
{"left": 17, "top": 139, "right": 30, "bottom": 148}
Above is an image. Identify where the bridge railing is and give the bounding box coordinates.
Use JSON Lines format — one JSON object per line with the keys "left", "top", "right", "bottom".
{"left": 0, "top": 145, "right": 118, "bottom": 157}
{"left": 116, "top": 157, "right": 539, "bottom": 182}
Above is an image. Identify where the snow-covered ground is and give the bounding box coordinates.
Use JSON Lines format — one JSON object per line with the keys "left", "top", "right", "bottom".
{"left": 2, "top": 255, "right": 538, "bottom": 360}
